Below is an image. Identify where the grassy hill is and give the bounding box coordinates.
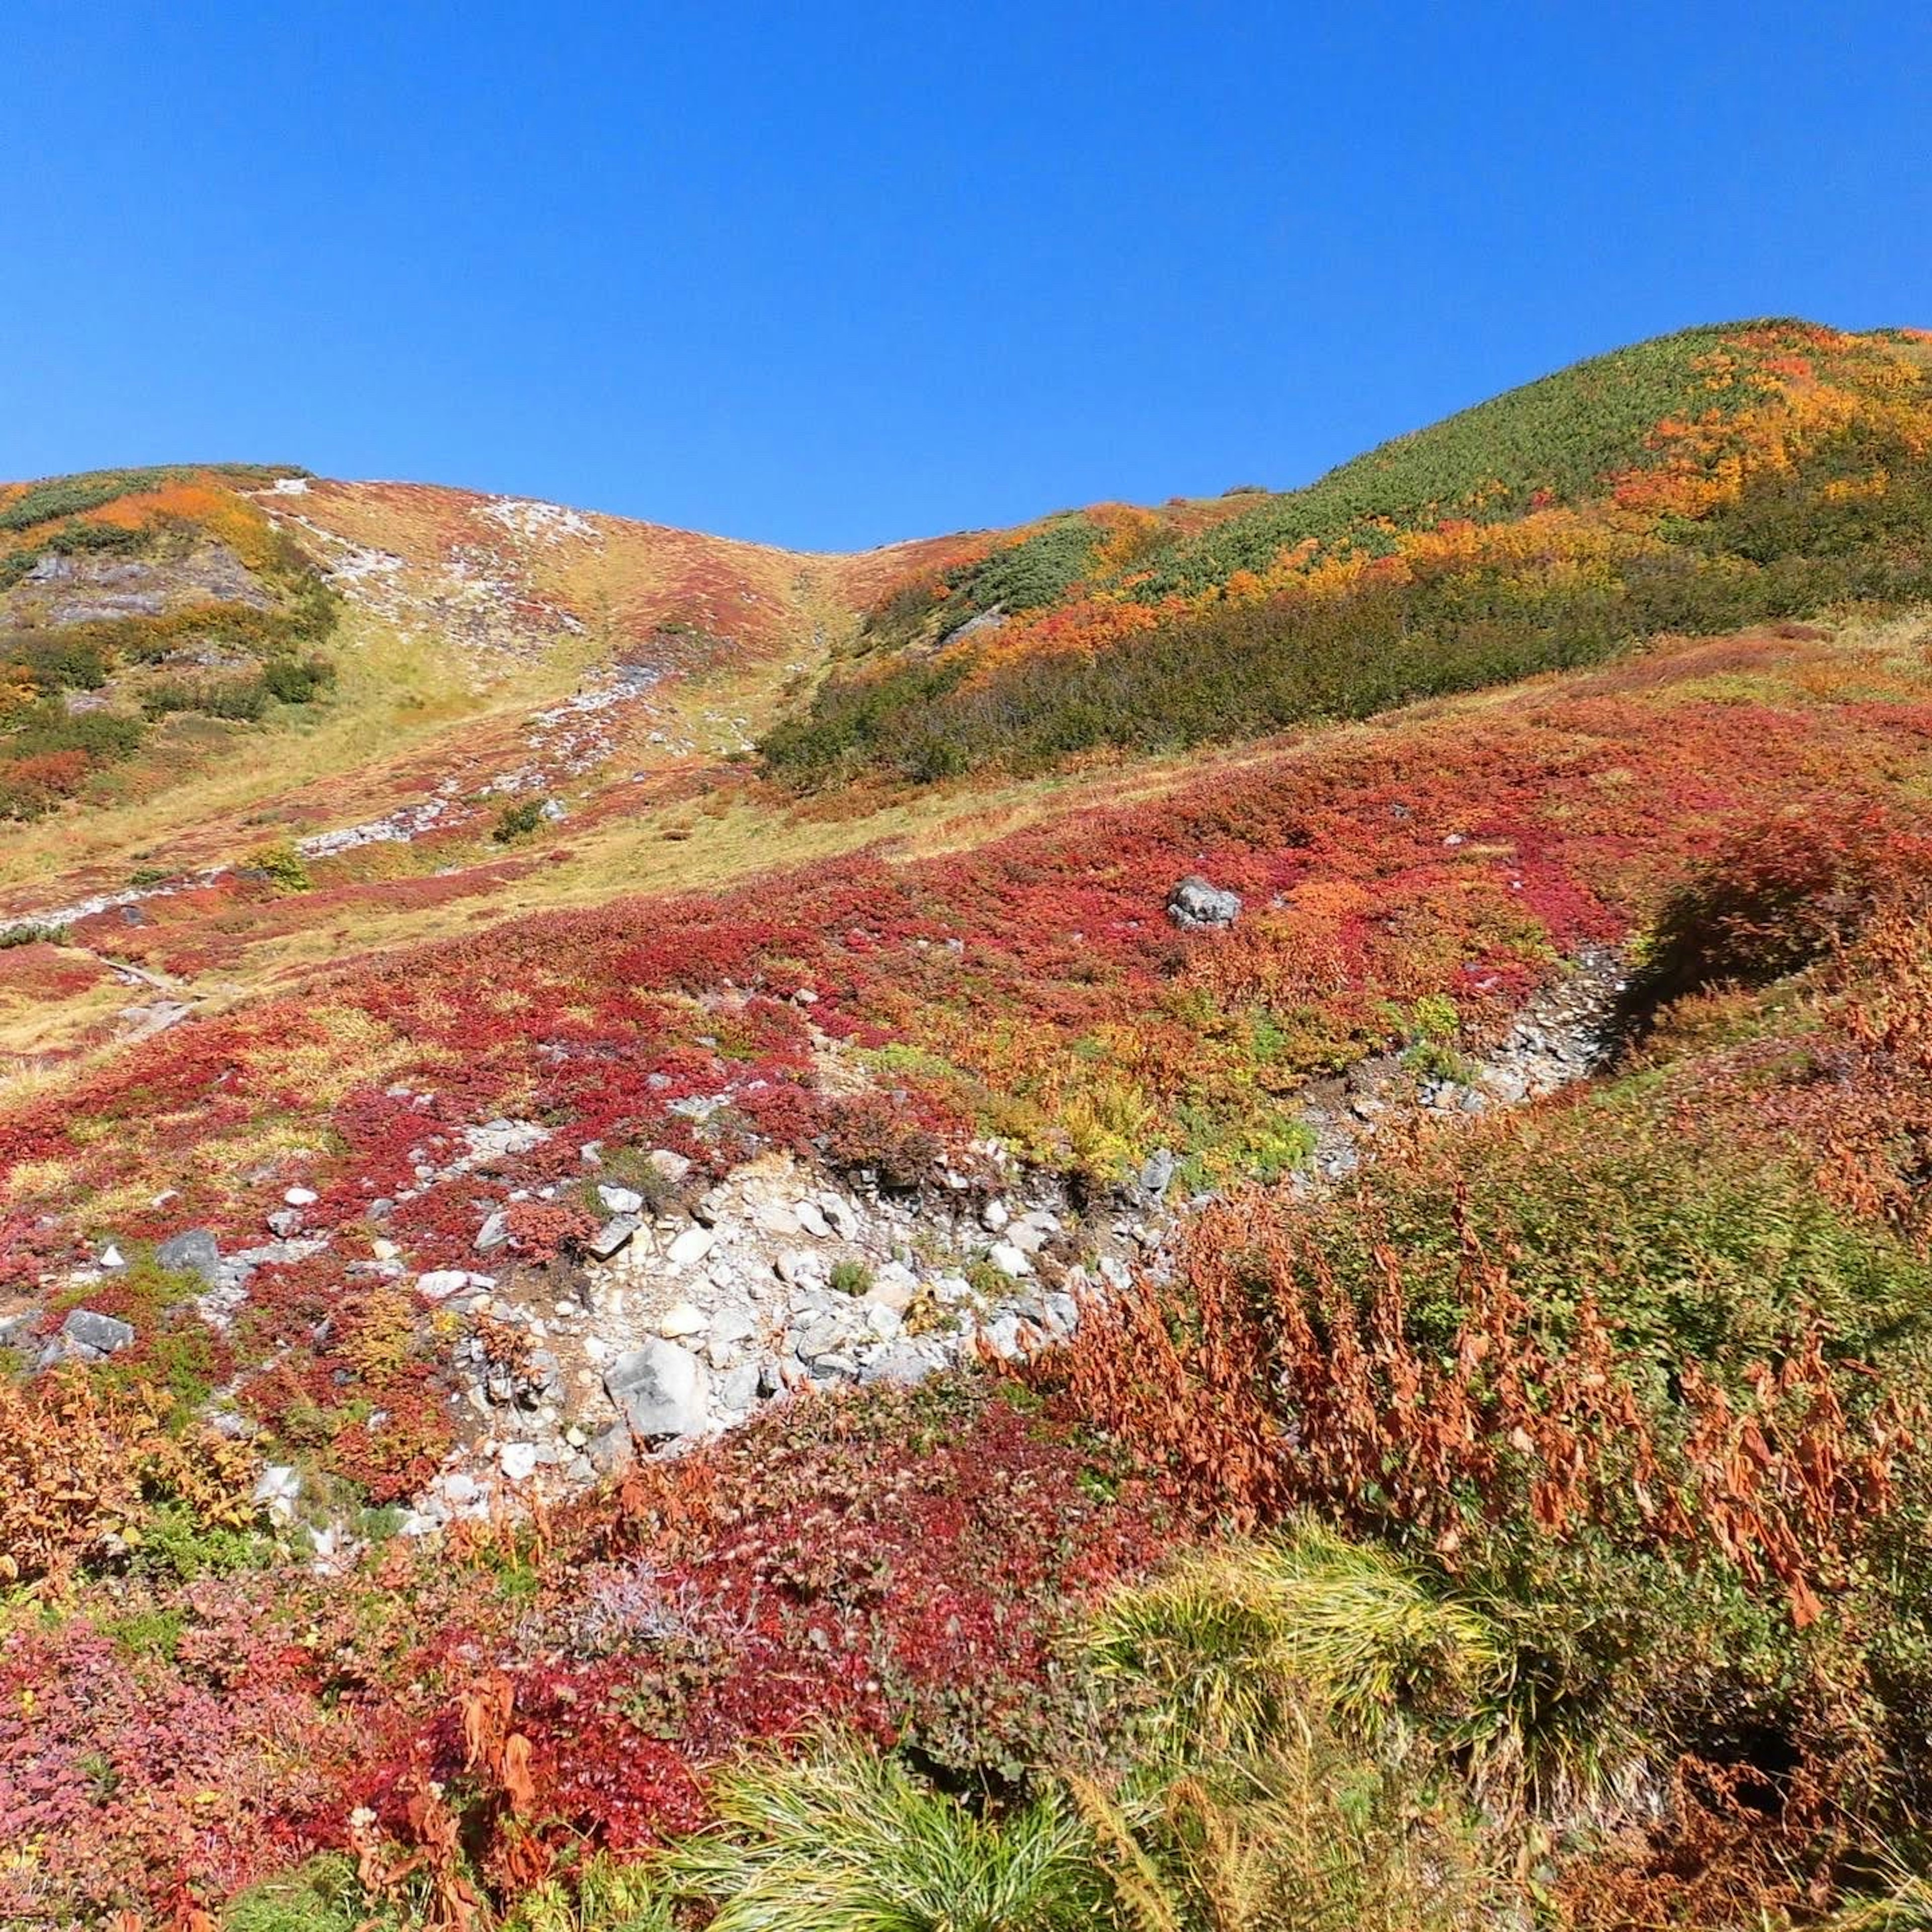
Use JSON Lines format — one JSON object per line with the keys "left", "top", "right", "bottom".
{"left": 764, "top": 320, "right": 1932, "bottom": 782}
{"left": 5, "top": 327, "right": 1932, "bottom": 1929}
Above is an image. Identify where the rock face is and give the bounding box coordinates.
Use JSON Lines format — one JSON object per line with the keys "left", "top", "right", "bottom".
{"left": 2, "top": 540, "right": 272, "bottom": 629}
{"left": 1167, "top": 875, "right": 1242, "bottom": 929}
{"left": 604, "top": 1339, "right": 709, "bottom": 1440}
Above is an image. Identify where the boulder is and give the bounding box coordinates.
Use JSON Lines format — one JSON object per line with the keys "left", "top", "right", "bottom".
{"left": 1166, "top": 875, "right": 1242, "bottom": 929}
{"left": 604, "top": 1339, "right": 708, "bottom": 1440}
{"left": 667, "top": 1225, "right": 715, "bottom": 1268}
{"left": 156, "top": 1227, "right": 222, "bottom": 1284}
{"left": 61, "top": 1308, "right": 135, "bottom": 1357}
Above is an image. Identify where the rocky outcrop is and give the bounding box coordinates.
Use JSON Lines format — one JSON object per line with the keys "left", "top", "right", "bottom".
{"left": 1167, "top": 875, "right": 1242, "bottom": 929}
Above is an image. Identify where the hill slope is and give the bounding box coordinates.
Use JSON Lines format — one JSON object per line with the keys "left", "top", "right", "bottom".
{"left": 766, "top": 320, "right": 1932, "bottom": 781}
{"left": 6, "top": 323, "right": 1932, "bottom": 1929}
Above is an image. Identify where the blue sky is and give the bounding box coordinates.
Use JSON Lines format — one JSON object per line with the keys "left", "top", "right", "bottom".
{"left": 4, "top": 2, "right": 1927, "bottom": 551}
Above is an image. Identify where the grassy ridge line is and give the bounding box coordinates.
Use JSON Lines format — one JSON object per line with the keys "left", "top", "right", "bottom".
{"left": 765, "top": 320, "right": 1932, "bottom": 784}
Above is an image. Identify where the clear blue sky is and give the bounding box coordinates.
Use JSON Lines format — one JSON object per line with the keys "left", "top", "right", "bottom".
{"left": 4, "top": 2, "right": 1927, "bottom": 552}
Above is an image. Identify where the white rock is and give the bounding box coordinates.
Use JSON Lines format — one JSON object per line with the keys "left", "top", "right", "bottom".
{"left": 988, "top": 1241, "right": 1032, "bottom": 1278}
{"left": 667, "top": 1225, "right": 715, "bottom": 1268}
{"left": 99, "top": 1244, "right": 126, "bottom": 1269}
{"left": 981, "top": 1199, "right": 1010, "bottom": 1233}
{"left": 647, "top": 1149, "right": 692, "bottom": 1183}
{"left": 598, "top": 1184, "right": 645, "bottom": 1216}
{"left": 775, "top": 1248, "right": 829, "bottom": 1290}
{"left": 605, "top": 1338, "right": 709, "bottom": 1438}
{"left": 284, "top": 1186, "right": 320, "bottom": 1207}
{"left": 371, "top": 1237, "right": 400, "bottom": 1262}
{"left": 709, "top": 1304, "right": 759, "bottom": 1346}
{"left": 498, "top": 1441, "right": 538, "bottom": 1483}
{"left": 863, "top": 1274, "right": 917, "bottom": 1316}
{"left": 254, "top": 1464, "right": 301, "bottom": 1523}
{"left": 819, "top": 1194, "right": 859, "bottom": 1240}
{"left": 416, "top": 1269, "right": 469, "bottom": 1300}
{"left": 794, "top": 1199, "right": 831, "bottom": 1239}
{"left": 658, "top": 1301, "right": 707, "bottom": 1338}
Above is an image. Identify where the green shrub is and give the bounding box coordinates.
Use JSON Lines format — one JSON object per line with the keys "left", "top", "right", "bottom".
{"left": 223, "top": 1853, "right": 402, "bottom": 1932}
{"left": 829, "top": 1258, "right": 874, "bottom": 1296}
{"left": 494, "top": 796, "right": 547, "bottom": 843}
{"left": 251, "top": 840, "right": 312, "bottom": 892}
{"left": 0, "top": 920, "right": 69, "bottom": 948}
{"left": 6, "top": 629, "right": 112, "bottom": 691}
{"left": 501, "top": 1854, "right": 675, "bottom": 1932}
{"left": 0, "top": 463, "right": 303, "bottom": 533}
{"left": 662, "top": 1736, "right": 1101, "bottom": 1932}
{"left": 45, "top": 518, "right": 146, "bottom": 556}
{"left": 262, "top": 651, "right": 337, "bottom": 703}
{"left": 2, "top": 698, "right": 144, "bottom": 764}
{"left": 141, "top": 674, "right": 270, "bottom": 721}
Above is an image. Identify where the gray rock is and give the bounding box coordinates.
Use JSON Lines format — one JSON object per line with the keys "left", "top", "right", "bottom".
{"left": 584, "top": 1215, "right": 640, "bottom": 1260}
{"left": 597, "top": 1184, "right": 644, "bottom": 1216}
{"left": 586, "top": 1422, "right": 636, "bottom": 1476}
{"left": 984, "top": 1312, "right": 1027, "bottom": 1359}
{"left": 714, "top": 1361, "right": 761, "bottom": 1411}
{"left": 1167, "top": 875, "right": 1243, "bottom": 929}
{"left": 475, "top": 1211, "right": 510, "bottom": 1253}
{"left": 266, "top": 1208, "right": 304, "bottom": 1239}
{"left": 708, "top": 1304, "right": 760, "bottom": 1348}
{"left": 859, "top": 1344, "right": 932, "bottom": 1387}
{"left": 604, "top": 1338, "right": 708, "bottom": 1439}
{"left": 61, "top": 1308, "right": 135, "bottom": 1357}
{"left": 156, "top": 1228, "right": 222, "bottom": 1283}
{"left": 1137, "top": 1147, "right": 1177, "bottom": 1201}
